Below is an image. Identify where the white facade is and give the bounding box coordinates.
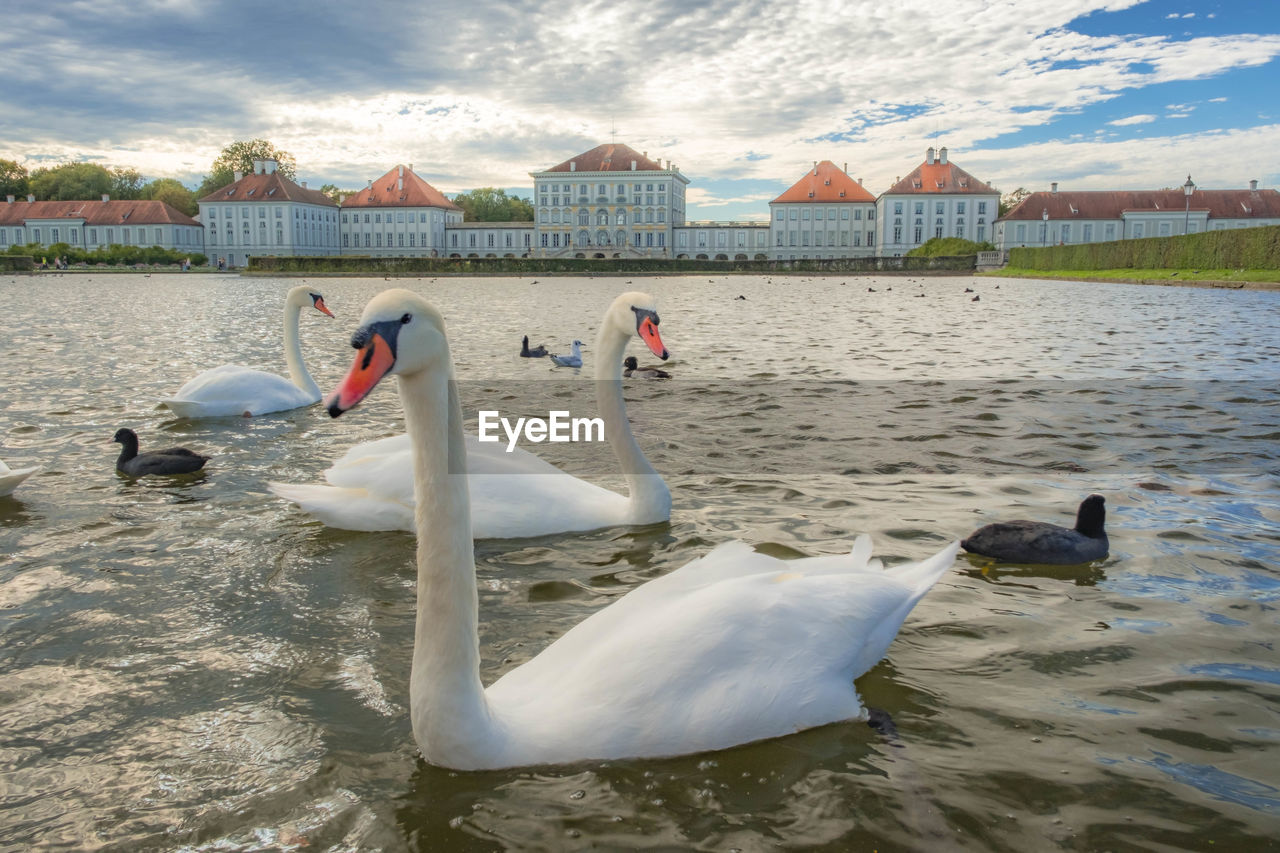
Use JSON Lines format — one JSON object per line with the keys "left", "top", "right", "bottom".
{"left": 338, "top": 164, "right": 462, "bottom": 257}
{"left": 198, "top": 159, "right": 339, "bottom": 268}
{"left": 673, "top": 223, "right": 770, "bottom": 259}
{"left": 0, "top": 195, "right": 203, "bottom": 254}
{"left": 444, "top": 222, "right": 535, "bottom": 257}
{"left": 996, "top": 182, "right": 1280, "bottom": 250}
{"left": 530, "top": 143, "right": 689, "bottom": 258}
{"left": 876, "top": 148, "right": 999, "bottom": 257}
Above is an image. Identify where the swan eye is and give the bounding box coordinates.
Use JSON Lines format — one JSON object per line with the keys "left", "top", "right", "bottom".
{"left": 401, "top": 314, "right": 412, "bottom": 324}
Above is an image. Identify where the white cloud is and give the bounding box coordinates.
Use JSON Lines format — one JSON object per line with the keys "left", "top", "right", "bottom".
{"left": 1109, "top": 114, "right": 1158, "bottom": 126}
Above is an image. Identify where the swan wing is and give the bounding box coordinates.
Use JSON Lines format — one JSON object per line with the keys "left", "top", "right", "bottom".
{"left": 163, "top": 365, "right": 317, "bottom": 417}
{"left": 487, "top": 539, "right": 960, "bottom": 762}
{"left": 278, "top": 432, "right": 629, "bottom": 537}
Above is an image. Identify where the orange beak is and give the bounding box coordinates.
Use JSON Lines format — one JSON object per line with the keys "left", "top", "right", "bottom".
{"left": 638, "top": 316, "right": 668, "bottom": 360}
{"left": 314, "top": 296, "right": 335, "bottom": 318}
{"left": 326, "top": 332, "right": 395, "bottom": 417}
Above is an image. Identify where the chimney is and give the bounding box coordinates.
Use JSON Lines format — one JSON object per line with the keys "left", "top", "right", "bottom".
{"left": 858, "top": 177, "right": 864, "bottom": 185}
{"left": 409, "top": 163, "right": 413, "bottom": 172}
{"left": 939, "top": 147, "right": 948, "bottom": 164}
{"left": 926, "top": 147, "right": 935, "bottom": 165}
{"left": 570, "top": 161, "right": 576, "bottom": 172}
{"left": 234, "top": 170, "right": 243, "bottom": 182}
{"left": 813, "top": 161, "right": 818, "bottom": 176}
{"left": 643, "top": 151, "right": 648, "bottom": 158}
{"left": 398, "top": 165, "right": 404, "bottom": 177}
{"left": 631, "top": 160, "right": 637, "bottom": 170}
{"left": 844, "top": 162, "right": 848, "bottom": 173}
{"left": 339, "top": 195, "right": 345, "bottom": 204}
{"left": 263, "top": 159, "right": 277, "bottom": 174}
{"left": 398, "top": 177, "right": 403, "bottom": 191}
{"left": 102, "top": 193, "right": 110, "bottom": 202}
{"left": 1051, "top": 182, "right": 1058, "bottom": 194}
{"left": 301, "top": 181, "right": 307, "bottom": 189}
{"left": 1250, "top": 179, "right": 1258, "bottom": 191}
{"left": 367, "top": 180, "right": 372, "bottom": 189}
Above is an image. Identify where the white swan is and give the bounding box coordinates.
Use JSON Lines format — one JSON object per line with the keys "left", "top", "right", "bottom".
{"left": 549, "top": 339, "right": 583, "bottom": 368}
{"left": 323, "top": 288, "right": 960, "bottom": 770}
{"left": 0, "top": 459, "right": 39, "bottom": 497}
{"left": 161, "top": 285, "right": 334, "bottom": 418}
{"left": 269, "top": 292, "right": 670, "bottom": 537}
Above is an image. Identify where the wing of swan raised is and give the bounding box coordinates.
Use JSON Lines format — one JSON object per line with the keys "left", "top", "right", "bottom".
{"left": 269, "top": 292, "right": 670, "bottom": 537}
{"left": 323, "top": 288, "right": 960, "bottom": 770}
{"left": 161, "top": 285, "right": 334, "bottom": 418}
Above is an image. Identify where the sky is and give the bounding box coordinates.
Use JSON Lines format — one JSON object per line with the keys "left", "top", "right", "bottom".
{"left": 2, "top": 0, "right": 1278, "bottom": 222}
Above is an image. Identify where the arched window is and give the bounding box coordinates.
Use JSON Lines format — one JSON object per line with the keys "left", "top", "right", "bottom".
{"left": 616, "top": 211, "right": 626, "bottom": 225}
{"left": 578, "top": 229, "right": 590, "bottom": 245}
{"left": 596, "top": 229, "right": 609, "bottom": 245}
{"left": 615, "top": 229, "right": 625, "bottom": 246}
{"left": 578, "top": 209, "right": 589, "bottom": 225}
{"left": 596, "top": 209, "right": 608, "bottom": 225}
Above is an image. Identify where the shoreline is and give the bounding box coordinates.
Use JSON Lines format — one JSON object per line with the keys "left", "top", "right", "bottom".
{"left": 979, "top": 271, "right": 1280, "bottom": 291}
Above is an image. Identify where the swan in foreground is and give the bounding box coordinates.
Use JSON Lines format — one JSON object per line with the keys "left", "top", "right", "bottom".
{"left": 161, "top": 285, "right": 334, "bottom": 418}
{"left": 269, "top": 292, "right": 671, "bottom": 536}
{"left": 112, "top": 428, "right": 209, "bottom": 476}
{"left": 549, "top": 339, "right": 583, "bottom": 367}
{"left": 962, "top": 494, "right": 1108, "bottom": 564}
{"left": 323, "top": 288, "right": 959, "bottom": 769}
{"left": 0, "top": 459, "right": 39, "bottom": 497}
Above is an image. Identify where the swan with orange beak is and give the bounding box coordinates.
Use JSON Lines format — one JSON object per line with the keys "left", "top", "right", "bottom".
{"left": 287, "top": 290, "right": 672, "bottom": 537}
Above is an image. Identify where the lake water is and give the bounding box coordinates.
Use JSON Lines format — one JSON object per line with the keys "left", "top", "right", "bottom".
{"left": 1, "top": 272, "right": 1278, "bottom": 851}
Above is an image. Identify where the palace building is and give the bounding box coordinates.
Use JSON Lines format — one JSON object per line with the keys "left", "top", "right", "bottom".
{"left": 198, "top": 159, "right": 339, "bottom": 268}
{"left": 876, "top": 147, "right": 999, "bottom": 257}
{"left": 769, "top": 160, "right": 878, "bottom": 260}
{"left": 0, "top": 195, "right": 202, "bottom": 255}
{"left": 340, "top": 164, "right": 463, "bottom": 257}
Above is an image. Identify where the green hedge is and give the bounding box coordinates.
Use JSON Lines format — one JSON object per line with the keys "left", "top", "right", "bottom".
{"left": 4, "top": 242, "right": 206, "bottom": 267}
{"left": 1008, "top": 224, "right": 1280, "bottom": 270}
{"left": 249, "top": 254, "right": 976, "bottom": 275}
{"left": 906, "top": 237, "right": 996, "bottom": 257}
{"left": 0, "top": 255, "right": 35, "bottom": 271}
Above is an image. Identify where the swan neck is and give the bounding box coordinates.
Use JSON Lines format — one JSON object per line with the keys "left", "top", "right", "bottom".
{"left": 593, "top": 322, "right": 668, "bottom": 518}
{"left": 282, "top": 300, "right": 319, "bottom": 398}
{"left": 399, "top": 365, "right": 493, "bottom": 764}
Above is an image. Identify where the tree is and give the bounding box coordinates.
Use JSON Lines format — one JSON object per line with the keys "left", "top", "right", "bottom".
{"left": 319, "top": 183, "right": 360, "bottom": 203}
{"left": 0, "top": 159, "right": 28, "bottom": 197}
{"left": 140, "top": 178, "right": 198, "bottom": 216}
{"left": 110, "top": 167, "right": 144, "bottom": 200}
{"left": 197, "top": 139, "right": 297, "bottom": 198}
{"left": 905, "top": 237, "right": 996, "bottom": 257}
{"left": 29, "top": 162, "right": 114, "bottom": 200}
{"left": 451, "top": 187, "right": 535, "bottom": 222}
{"left": 999, "top": 187, "right": 1031, "bottom": 218}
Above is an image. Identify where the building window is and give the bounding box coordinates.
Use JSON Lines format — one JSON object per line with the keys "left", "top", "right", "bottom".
{"left": 1105, "top": 223, "right": 1116, "bottom": 240}
{"left": 409, "top": 232, "right": 416, "bottom": 247}
{"left": 978, "top": 202, "right": 987, "bottom": 215}
{"left": 399, "top": 233, "right": 406, "bottom": 247}
{"left": 935, "top": 202, "right": 944, "bottom": 215}
{"left": 343, "top": 234, "right": 349, "bottom": 247}
{"left": 914, "top": 202, "right": 924, "bottom": 215}
{"left": 913, "top": 226, "right": 922, "bottom": 243}
{"left": 894, "top": 202, "right": 903, "bottom": 215}
{"left": 365, "top": 233, "right": 371, "bottom": 247}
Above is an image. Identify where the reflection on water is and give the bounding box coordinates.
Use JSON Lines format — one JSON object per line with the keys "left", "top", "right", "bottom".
{"left": 1, "top": 273, "right": 1278, "bottom": 850}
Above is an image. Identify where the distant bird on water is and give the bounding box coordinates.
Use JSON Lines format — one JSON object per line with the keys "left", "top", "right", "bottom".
{"left": 623, "top": 356, "right": 671, "bottom": 379}
{"left": 112, "top": 428, "right": 210, "bottom": 477}
{"left": 550, "top": 340, "right": 584, "bottom": 368}
{"left": 520, "top": 335, "right": 548, "bottom": 358}
{"left": 961, "top": 494, "right": 1108, "bottom": 565}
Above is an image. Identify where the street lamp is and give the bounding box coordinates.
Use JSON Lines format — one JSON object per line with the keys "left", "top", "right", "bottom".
{"left": 1183, "top": 174, "right": 1195, "bottom": 234}
{"left": 1042, "top": 208, "right": 1049, "bottom": 247}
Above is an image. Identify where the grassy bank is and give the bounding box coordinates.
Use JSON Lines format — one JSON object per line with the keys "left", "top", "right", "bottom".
{"left": 981, "top": 267, "right": 1280, "bottom": 289}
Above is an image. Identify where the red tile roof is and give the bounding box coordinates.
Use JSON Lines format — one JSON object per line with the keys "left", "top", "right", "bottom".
{"left": 0, "top": 198, "right": 199, "bottom": 227}
{"left": 771, "top": 161, "right": 875, "bottom": 204}
{"left": 884, "top": 153, "right": 996, "bottom": 196}
{"left": 199, "top": 171, "right": 336, "bottom": 206}
{"left": 339, "top": 164, "right": 460, "bottom": 210}
{"left": 1001, "top": 188, "right": 1280, "bottom": 221}
{"left": 543, "top": 143, "right": 666, "bottom": 173}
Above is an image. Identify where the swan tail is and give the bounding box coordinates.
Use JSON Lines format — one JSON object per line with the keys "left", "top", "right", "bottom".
{"left": 885, "top": 540, "right": 961, "bottom": 598}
